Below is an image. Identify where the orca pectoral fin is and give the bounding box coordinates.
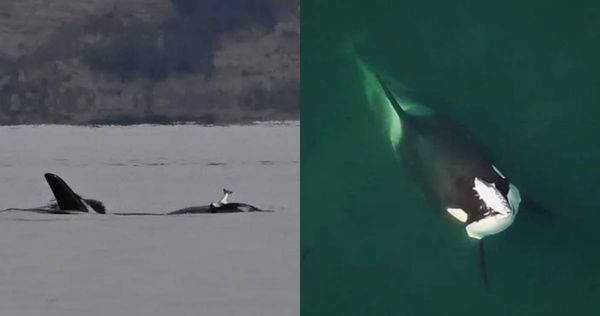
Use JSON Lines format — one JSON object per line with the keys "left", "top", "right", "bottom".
{"left": 474, "top": 239, "right": 489, "bottom": 288}
{"left": 44, "top": 173, "right": 88, "bottom": 212}
{"left": 522, "top": 198, "right": 553, "bottom": 217}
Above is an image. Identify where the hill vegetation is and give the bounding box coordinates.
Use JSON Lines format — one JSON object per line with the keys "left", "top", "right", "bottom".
{"left": 0, "top": 0, "right": 299, "bottom": 124}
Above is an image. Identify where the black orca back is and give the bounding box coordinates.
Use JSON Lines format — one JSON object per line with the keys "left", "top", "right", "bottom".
{"left": 218, "top": 203, "right": 262, "bottom": 212}
{"left": 167, "top": 206, "right": 211, "bottom": 215}
{"left": 167, "top": 203, "right": 266, "bottom": 215}
{"left": 376, "top": 74, "right": 508, "bottom": 222}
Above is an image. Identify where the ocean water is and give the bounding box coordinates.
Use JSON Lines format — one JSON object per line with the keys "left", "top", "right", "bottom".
{"left": 302, "top": 1, "right": 600, "bottom": 315}
{"left": 0, "top": 122, "right": 299, "bottom": 316}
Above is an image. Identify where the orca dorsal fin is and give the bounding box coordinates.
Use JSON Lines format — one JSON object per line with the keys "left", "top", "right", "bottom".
{"left": 375, "top": 73, "right": 409, "bottom": 120}
{"left": 44, "top": 173, "right": 89, "bottom": 212}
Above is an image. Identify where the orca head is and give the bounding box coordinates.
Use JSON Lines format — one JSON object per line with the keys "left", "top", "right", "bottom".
{"left": 466, "top": 177, "right": 521, "bottom": 239}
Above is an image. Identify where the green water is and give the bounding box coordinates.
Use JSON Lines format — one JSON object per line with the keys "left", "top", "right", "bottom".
{"left": 301, "top": 1, "right": 600, "bottom": 315}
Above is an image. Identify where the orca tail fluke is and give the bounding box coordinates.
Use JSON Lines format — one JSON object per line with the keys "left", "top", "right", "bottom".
{"left": 44, "top": 173, "right": 89, "bottom": 212}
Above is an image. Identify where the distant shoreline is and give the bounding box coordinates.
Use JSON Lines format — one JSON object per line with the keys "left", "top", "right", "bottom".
{"left": 0, "top": 119, "right": 300, "bottom": 128}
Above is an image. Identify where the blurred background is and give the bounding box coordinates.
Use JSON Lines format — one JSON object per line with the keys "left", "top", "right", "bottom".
{"left": 0, "top": 0, "right": 299, "bottom": 125}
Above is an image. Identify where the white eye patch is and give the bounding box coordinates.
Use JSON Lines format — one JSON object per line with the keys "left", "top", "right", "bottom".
{"left": 447, "top": 207, "right": 468, "bottom": 223}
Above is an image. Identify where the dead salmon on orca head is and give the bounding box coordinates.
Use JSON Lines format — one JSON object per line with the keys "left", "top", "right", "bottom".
{"left": 465, "top": 177, "right": 521, "bottom": 239}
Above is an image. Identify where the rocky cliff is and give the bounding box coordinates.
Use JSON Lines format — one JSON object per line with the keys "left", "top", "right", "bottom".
{"left": 0, "top": 0, "right": 299, "bottom": 124}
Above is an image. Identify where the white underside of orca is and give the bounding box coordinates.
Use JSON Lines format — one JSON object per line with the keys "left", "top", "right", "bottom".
{"left": 466, "top": 183, "right": 521, "bottom": 239}
{"left": 81, "top": 199, "right": 96, "bottom": 214}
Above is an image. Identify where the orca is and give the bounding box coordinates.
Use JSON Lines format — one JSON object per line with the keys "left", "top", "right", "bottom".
{"left": 368, "top": 71, "right": 548, "bottom": 286}
{"left": 1, "top": 173, "right": 105, "bottom": 214}
{"left": 167, "top": 189, "right": 269, "bottom": 214}
{"left": 0, "top": 175, "right": 270, "bottom": 217}
{"left": 375, "top": 74, "right": 521, "bottom": 236}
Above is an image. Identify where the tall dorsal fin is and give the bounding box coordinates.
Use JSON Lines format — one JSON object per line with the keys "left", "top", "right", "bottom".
{"left": 375, "top": 74, "right": 408, "bottom": 120}
{"left": 44, "top": 173, "right": 89, "bottom": 212}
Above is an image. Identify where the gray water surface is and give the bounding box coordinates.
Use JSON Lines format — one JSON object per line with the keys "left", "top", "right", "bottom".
{"left": 0, "top": 122, "right": 299, "bottom": 316}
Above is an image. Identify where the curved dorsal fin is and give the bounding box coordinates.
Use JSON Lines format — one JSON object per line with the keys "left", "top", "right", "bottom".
{"left": 44, "top": 173, "right": 89, "bottom": 212}
{"left": 375, "top": 73, "right": 408, "bottom": 120}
